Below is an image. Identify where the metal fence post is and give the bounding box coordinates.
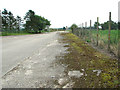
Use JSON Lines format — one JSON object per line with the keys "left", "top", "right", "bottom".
{"left": 108, "top": 12, "right": 111, "bottom": 51}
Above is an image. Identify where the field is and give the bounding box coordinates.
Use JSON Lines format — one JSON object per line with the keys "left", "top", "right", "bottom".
{"left": 73, "top": 29, "right": 119, "bottom": 57}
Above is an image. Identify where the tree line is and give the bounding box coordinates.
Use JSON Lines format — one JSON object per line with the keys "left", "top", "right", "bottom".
{"left": 1, "top": 9, "right": 51, "bottom": 33}
{"left": 94, "top": 21, "right": 118, "bottom": 30}
{"left": 71, "top": 20, "right": 118, "bottom": 31}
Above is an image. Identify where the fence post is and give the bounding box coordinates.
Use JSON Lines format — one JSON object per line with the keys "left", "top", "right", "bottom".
{"left": 79, "top": 24, "right": 82, "bottom": 37}
{"left": 90, "top": 20, "right": 92, "bottom": 30}
{"left": 90, "top": 20, "right": 92, "bottom": 42}
{"left": 85, "top": 22, "right": 87, "bottom": 41}
{"left": 82, "top": 23, "right": 84, "bottom": 39}
{"left": 118, "top": 2, "right": 120, "bottom": 60}
{"left": 81, "top": 23, "right": 82, "bottom": 38}
{"left": 79, "top": 24, "right": 81, "bottom": 37}
{"left": 108, "top": 12, "right": 111, "bottom": 51}
{"left": 97, "top": 17, "right": 99, "bottom": 46}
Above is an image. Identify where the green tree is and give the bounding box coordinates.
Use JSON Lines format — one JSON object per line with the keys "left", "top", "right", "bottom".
{"left": 8, "top": 11, "right": 15, "bottom": 30}
{"left": 118, "top": 22, "right": 120, "bottom": 30}
{"left": 24, "top": 10, "right": 35, "bottom": 32}
{"left": 63, "top": 27, "right": 66, "bottom": 30}
{"left": 2, "top": 9, "right": 9, "bottom": 30}
{"left": 101, "top": 21, "right": 118, "bottom": 30}
{"left": 94, "top": 22, "right": 100, "bottom": 29}
{"left": 71, "top": 24, "right": 78, "bottom": 33}
{"left": 24, "top": 10, "right": 51, "bottom": 33}
{"left": 2, "top": 9, "right": 16, "bottom": 32}
{"left": 16, "top": 16, "right": 22, "bottom": 32}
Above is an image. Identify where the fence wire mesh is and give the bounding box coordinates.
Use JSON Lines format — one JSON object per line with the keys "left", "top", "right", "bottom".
{"left": 73, "top": 28, "right": 119, "bottom": 58}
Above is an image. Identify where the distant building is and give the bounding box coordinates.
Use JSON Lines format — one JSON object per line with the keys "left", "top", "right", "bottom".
{"left": 46, "top": 25, "right": 50, "bottom": 31}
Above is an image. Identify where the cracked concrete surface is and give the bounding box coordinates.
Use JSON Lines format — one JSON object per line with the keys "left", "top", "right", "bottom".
{"left": 2, "top": 31, "right": 69, "bottom": 88}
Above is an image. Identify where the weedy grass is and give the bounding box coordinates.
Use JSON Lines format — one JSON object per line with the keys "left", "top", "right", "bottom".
{"left": 87, "top": 30, "right": 118, "bottom": 44}
{"left": 1, "top": 32, "right": 32, "bottom": 36}
{"left": 57, "top": 32, "right": 119, "bottom": 88}
{"left": 80, "top": 30, "right": 118, "bottom": 56}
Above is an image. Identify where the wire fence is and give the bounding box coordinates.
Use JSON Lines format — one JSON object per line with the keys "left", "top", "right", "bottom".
{"left": 73, "top": 28, "right": 118, "bottom": 57}
{"left": 72, "top": 12, "right": 119, "bottom": 58}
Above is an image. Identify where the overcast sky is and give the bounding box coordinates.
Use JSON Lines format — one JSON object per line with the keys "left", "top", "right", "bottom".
{"left": 0, "top": 0, "right": 120, "bottom": 28}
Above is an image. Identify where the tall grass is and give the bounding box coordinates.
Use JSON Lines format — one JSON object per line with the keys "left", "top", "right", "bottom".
{"left": 73, "top": 29, "right": 118, "bottom": 56}
{"left": 90, "top": 30, "right": 118, "bottom": 55}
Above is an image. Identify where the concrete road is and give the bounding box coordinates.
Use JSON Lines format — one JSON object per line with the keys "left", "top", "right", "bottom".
{"left": 2, "top": 32, "right": 66, "bottom": 76}
{"left": 2, "top": 31, "right": 76, "bottom": 88}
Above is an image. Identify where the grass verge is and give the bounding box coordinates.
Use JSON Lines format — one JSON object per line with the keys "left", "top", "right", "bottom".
{"left": 57, "top": 32, "right": 119, "bottom": 88}
{"left": 1, "top": 32, "right": 33, "bottom": 36}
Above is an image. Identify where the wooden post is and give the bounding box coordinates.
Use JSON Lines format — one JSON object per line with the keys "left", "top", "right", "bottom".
{"left": 85, "top": 22, "right": 87, "bottom": 30}
{"left": 90, "top": 20, "right": 92, "bottom": 41}
{"left": 85, "top": 22, "right": 87, "bottom": 40}
{"left": 81, "top": 24, "right": 82, "bottom": 37}
{"left": 90, "top": 20, "right": 92, "bottom": 30}
{"left": 97, "top": 17, "right": 99, "bottom": 46}
{"left": 79, "top": 24, "right": 82, "bottom": 37}
{"left": 82, "top": 23, "right": 84, "bottom": 38}
{"left": 108, "top": 12, "right": 111, "bottom": 51}
{"left": 80, "top": 24, "right": 82, "bottom": 37}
